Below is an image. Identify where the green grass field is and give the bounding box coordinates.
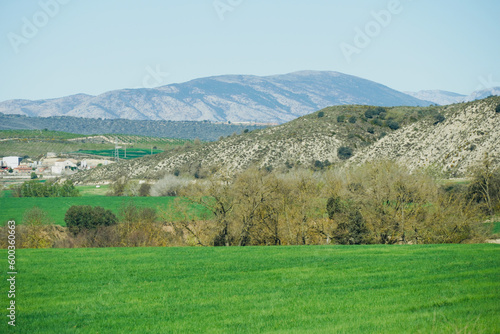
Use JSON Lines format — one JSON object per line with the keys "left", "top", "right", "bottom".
{"left": 0, "top": 244, "right": 498, "bottom": 333}
{"left": 0, "top": 195, "right": 209, "bottom": 225}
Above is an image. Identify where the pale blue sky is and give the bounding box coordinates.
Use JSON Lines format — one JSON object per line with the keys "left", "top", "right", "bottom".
{"left": 1, "top": 0, "right": 499, "bottom": 101}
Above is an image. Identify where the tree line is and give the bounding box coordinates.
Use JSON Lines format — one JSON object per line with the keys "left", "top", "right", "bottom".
{"left": 1, "top": 158, "right": 498, "bottom": 248}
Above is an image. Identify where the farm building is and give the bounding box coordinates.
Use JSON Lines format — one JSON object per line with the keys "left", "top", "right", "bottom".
{"left": 14, "top": 165, "right": 32, "bottom": 174}
{"left": 54, "top": 159, "right": 78, "bottom": 168}
{"left": 2, "top": 156, "right": 22, "bottom": 168}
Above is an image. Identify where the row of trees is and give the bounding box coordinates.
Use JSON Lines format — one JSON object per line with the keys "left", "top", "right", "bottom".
{"left": 176, "top": 160, "right": 495, "bottom": 246}
{"left": 14, "top": 180, "right": 79, "bottom": 197}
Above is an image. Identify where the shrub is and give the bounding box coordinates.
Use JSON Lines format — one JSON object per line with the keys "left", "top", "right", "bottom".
{"left": 150, "top": 174, "right": 190, "bottom": 196}
{"left": 317, "top": 111, "right": 325, "bottom": 118}
{"left": 496, "top": 104, "right": 500, "bottom": 113}
{"left": 30, "top": 172, "right": 37, "bottom": 179}
{"left": 337, "top": 115, "right": 345, "bottom": 123}
{"left": 326, "top": 196, "right": 343, "bottom": 219}
{"left": 334, "top": 209, "right": 369, "bottom": 245}
{"left": 364, "top": 109, "right": 374, "bottom": 118}
{"left": 348, "top": 116, "right": 357, "bottom": 124}
{"left": 433, "top": 113, "right": 445, "bottom": 124}
{"left": 139, "top": 183, "right": 151, "bottom": 197}
{"left": 386, "top": 120, "right": 400, "bottom": 130}
{"left": 337, "top": 146, "right": 353, "bottom": 160}
{"left": 367, "top": 127, "right": 375, "bottom": 134}
{"left": 372, "top": 118, "right": 383, "bottom": 126}
{"left": 65, "top": 205, "right": 118, "bottom": 235}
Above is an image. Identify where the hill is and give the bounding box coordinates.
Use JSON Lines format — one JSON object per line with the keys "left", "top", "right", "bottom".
{"left": 404, "top": 90, "right": 466, "bottom": 105}
{"left": 0, "top": 113, "right": 267, "bottom": 141}
{"left": 0, "top": 130, "right": 190, "bottom": 159}
{"left": 405, "top": 87, "right": 500, "bottom": 105}
{"left": 69, "top": 97, "right": 500, "bottom": 183}
{"left": 351, "top": 96, "right": 500, "bottom": 176}
{"left": 0, "top": 71, "right": 432, "bottom": 124}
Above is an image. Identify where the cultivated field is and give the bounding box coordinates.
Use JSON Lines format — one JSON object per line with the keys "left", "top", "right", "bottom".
{"left": 1, "top": 244, "right": 498, "bottom": 333}
{"left": 0, "top": 188, "right": 209, "bottom": 225}
{"left": 0, "top": 130, "right": 190, "bottom": 158}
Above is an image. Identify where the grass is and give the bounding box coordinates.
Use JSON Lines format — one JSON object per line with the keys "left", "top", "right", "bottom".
{"left": 0, "top": 244, "right": 498, "bottom": 333}
{"left": 0, "top": 195, "right": 209, "bottom": 225}
{"left": 74, "top": 148, "right": 164, "bottom": 160}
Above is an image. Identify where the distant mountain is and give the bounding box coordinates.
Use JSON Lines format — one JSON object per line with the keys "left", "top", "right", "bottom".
{"left": 463, "top": 87, "right": 500, "bottom": 102}
{"left": 0, "top": 71, "right": 432, "bottom": 124}
{"left": 405, "top": 87, "right": 500, "bottom": 105}
{"left": 404, "top": 90, "right": 466, "bottom": 106}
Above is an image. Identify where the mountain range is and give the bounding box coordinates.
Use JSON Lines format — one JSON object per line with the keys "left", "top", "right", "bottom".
{"left": 405, "top": 87, "right": 500, "bottom": 105}
{"left": 0, "top": 71, "right": 433, "bottom": 124}
{"left": 2, "top": 71, "right": 498, "bottom": 124}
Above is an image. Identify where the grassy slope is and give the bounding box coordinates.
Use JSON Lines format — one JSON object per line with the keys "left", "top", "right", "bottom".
{"left": 0, "top": 244, "right": 498, "bottom": 333}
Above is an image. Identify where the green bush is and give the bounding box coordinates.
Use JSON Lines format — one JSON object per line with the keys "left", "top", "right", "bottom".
{"left": 65, "top": 205, "right": 118, "bottom": 234}
{"left": 337, "top": 146, "right": 353, "bottom": 160}
{"left": 433, "top": 113, "right": 445, "bottom": 124}
{"left": 317, "top": 111, "right": 325, "bottom": 118}
{"left": 326, "top": 196, "right": 343, "bottom": 219}
{"left": 348, "top": 116, "right": 357, "bottom": 124}
{"left": 496, "top": 104, "right": 500, "bottom": 113}
{"left": 386, "top": 120, "right": 400, "bottom": 130}
{"left": 30, "top": 172, "right": 38, "bottom": 179}
{"left": 367, "top": 127, "right": 375, "bottom": 134}
{"left": 337, "top": 115, "right": 345, "bottom": 123}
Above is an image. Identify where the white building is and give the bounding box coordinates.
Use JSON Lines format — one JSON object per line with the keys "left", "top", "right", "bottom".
{"left": 2, "top": 156, "right": 22, "bottom": 168}
{"left": 51, "top": 166, "right": 64, "bottom": 174}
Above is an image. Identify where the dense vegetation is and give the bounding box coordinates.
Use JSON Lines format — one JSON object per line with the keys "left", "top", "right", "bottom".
{"left": 0, "top": 245, "right": 497, "bottom": 333}
{"left": 65, "top": 205, "right": 117, "bottom": 234}
{"left": 0, "top": 113, "right": 267, "bottom": 141}
{"left": 3, "top": 159, "right": 498, "bottom": 248}
{"left": 14, "top": 180, "right": 79, "bottom": 197}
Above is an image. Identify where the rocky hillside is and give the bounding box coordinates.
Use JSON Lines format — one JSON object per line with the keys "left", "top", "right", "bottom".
{"left": 0, "top": 71, "right": 431, "bottom": 124}
{"left": 70, "top": 97, "right": 500, "bottom": 183}
{"left": 351, "top": 96, "right": 500, "bottom": 176}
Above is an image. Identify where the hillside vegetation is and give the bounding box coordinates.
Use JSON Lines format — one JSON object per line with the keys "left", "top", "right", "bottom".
{"left": 71, "top": 96, "right": 500, "bottom": 183}
{"left": 0, "top": 130, "right": 190, "bottom": 159}
{"left": 0, "top": 113, "right": 268, "bottom": 141}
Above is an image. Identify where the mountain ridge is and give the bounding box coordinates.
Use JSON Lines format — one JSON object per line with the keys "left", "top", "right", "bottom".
{"left": 0, "top": 71, "right": 432, "bottom": 124}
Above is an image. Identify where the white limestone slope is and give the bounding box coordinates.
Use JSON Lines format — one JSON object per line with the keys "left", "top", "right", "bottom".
{"left": 352, "top": 98, "right": 500, "bottom": 175}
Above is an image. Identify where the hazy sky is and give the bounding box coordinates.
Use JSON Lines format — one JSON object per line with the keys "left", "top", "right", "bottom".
{"left": 1, "top": 0, "right": 499, "bottom": 101}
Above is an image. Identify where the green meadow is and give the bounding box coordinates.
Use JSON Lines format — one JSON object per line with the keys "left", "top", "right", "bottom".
{"left": 0, "top": 192, "right": 209, "bottom": 225}
{"left": 0, "top": 244, "right": 498, "bottom": 333}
